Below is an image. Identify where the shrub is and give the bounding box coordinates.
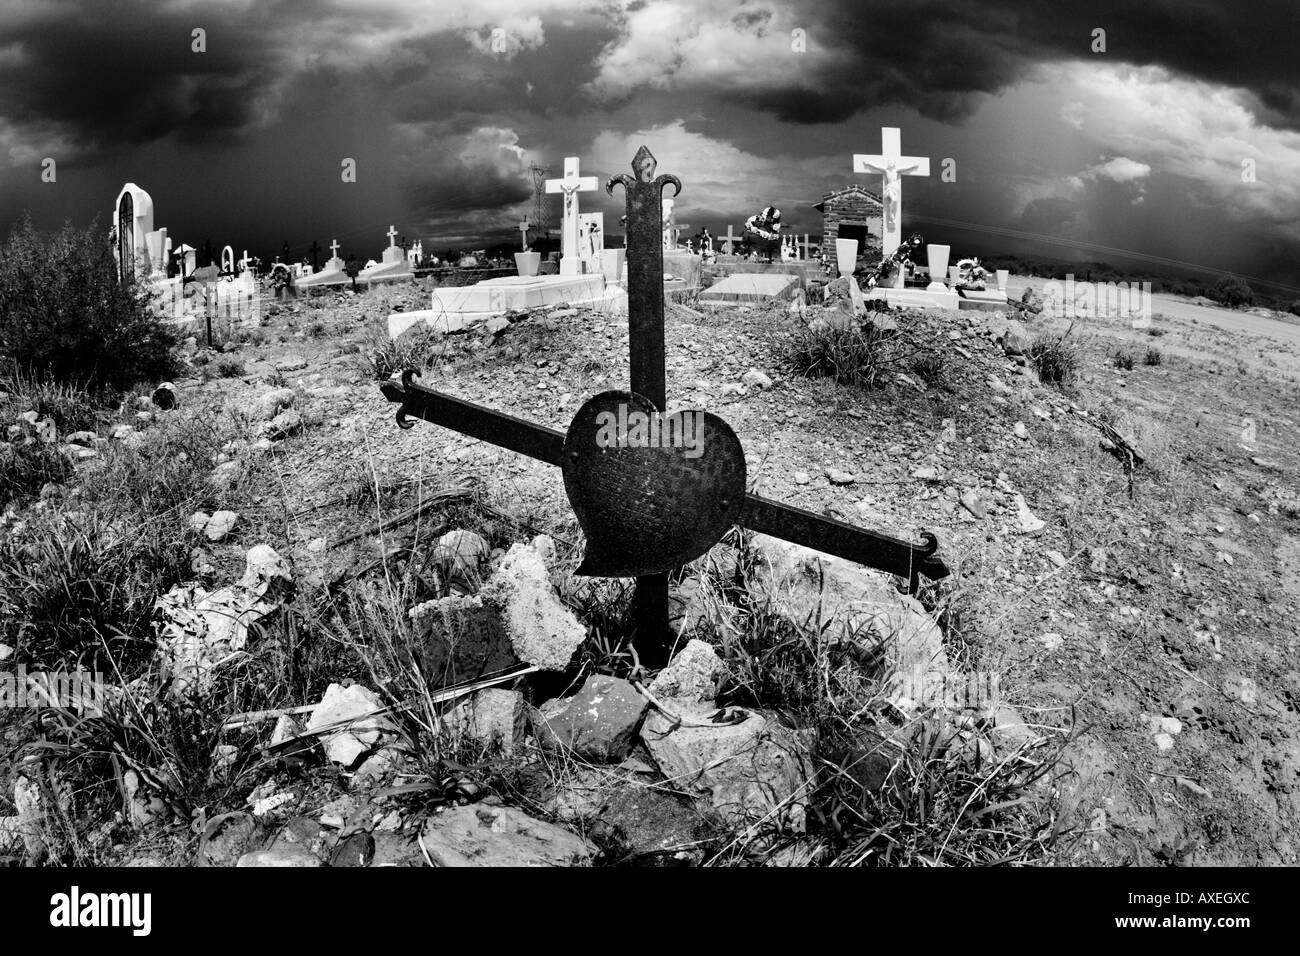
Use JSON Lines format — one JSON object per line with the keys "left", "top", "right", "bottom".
{"left": 1112, "top": 349, "right": 1135, "bottom": 370}
{"left": 1143, "top": 347, "right": 1163, "bottom": 366}
{"left": 0, "top": 215, "right": 177, "bottom": 389}
{"left": 1211, "top": 273, "right": 1253, "bottom": 308}
{"left": 1027, "top": 331, "right": 1081, "bottom": 386}
{"left": 788, "top": 321, "right": 897, "bottom": 388}
{"left": 214, "top": 358, "right": 246, "bottom": 378}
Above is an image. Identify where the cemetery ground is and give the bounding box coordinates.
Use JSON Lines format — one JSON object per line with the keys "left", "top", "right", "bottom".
{"left": 2, "top": 277, "right": 1299, "bottom": 867}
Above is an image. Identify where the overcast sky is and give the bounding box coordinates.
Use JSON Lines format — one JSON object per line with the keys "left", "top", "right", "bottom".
{"left": 2, "top": 0, "right": 1299, "bottom": 288}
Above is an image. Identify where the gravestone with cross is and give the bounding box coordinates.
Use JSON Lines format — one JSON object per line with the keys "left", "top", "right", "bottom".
{"left": 854, "top": 127, "right": 930, "bottom": 286}
{"left": 381, "top": 147, "right": 949, "bottom": 666}
{"left": 545, "top": 157, "right": 599, "bottom": 276}
{"left": 519, "top": 216, "right": 530, "bottom": 249}
{"left": 720, "top": 224, "right": 740, "bottom": 255}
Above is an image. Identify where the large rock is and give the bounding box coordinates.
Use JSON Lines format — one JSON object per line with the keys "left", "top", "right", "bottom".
{"left": 590, "top": 785, "right": 704, "bottom": 862}
{"left": 306, "top": 683, "right": 398, "bottom": 768}
{"left": 420, "top": 805, "right": 595, "bottom": 867}
{"left": 479, "top": 542, "right": 586, "bottom": 670}
{"left": 532, "top": 675, "right": 648, "bottom": 761}
{"left": 410, "top": 593, "right": 518, "bottom": 685}
{"left": 249, "top": 388, "right": 295, "bottom": 421}
{"left": 648, "top": 639, "right": 725, "bottom": 703}
{"left": 996, "top": 317, "right": 1030, "bottom": 357}
{"left": 443, "top": 688, "right": 527, "bottom": 753}
{"left": 746, "top": 533, "right": 950, "bottom": 711}
{"left": 641, "top": 702, "right": 812, "bottom": 830}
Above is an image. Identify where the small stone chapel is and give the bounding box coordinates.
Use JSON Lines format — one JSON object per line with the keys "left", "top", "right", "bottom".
{"left": 813, "top": 185, "right": 884, "bottom": 260}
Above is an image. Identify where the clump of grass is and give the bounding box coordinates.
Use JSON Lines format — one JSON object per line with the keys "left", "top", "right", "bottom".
{"left": 909, "top": 350, "right": 947, "bottom": 386}
{"left": 0, "top": 438, "right": 73, "bottom": 507}
{"left": 1143, "top": 347, "right": 1163, "bottom": 366}
{"left": 1027, "top": 330, "right": 1081, "bottom": 387}
{"left": 364, "top": 326, "right": 446, "bottom": 381}
{"left": 1112, "top": 349, "right": 1136, "bottom": 370}
{"left": 2, "top": 409, "right": 238, "bottom": 674}
{"left": 214, "top": 358, "right": 245, "bottom": 378}
{"left": 788, "top": 321, "right": 900, "bottom": 388}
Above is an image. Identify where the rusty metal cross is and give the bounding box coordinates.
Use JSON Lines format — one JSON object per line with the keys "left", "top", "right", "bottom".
{"left": 381, "top": 146, "right": 948, "bottom": 666}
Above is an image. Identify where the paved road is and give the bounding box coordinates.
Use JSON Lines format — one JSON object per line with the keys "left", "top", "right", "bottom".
{"left": 1006, "top": 276, "right": 1300, "bottom": 352}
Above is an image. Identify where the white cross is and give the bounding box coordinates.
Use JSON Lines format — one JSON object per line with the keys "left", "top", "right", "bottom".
{"left": 545, "top": 157, "right": 599, "bottom": 275}
{"left": 853, "top": 127, "right": 930, "bottom": 271}
{"left": 721, "top": 225, "right": 740, "bottom": 254}
{"left": 387, "top": 225, "right": 399, "bottom": 248}
{"left": 330, "top": 239, "right": 340, "bottom": 260}
{"left": 519, "top": 217, "right": 530, "bottom": 250}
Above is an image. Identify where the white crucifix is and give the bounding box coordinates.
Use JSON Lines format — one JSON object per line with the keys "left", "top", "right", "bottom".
{"left": 545, "top": 157, "right": 599, "bottom": 275}
{"left": 854, "top": 127, "right": 930, "bottom": 282}
{"left": 386, "top": 225, "right": 399, "bottom": 249}
{"left": 330, "top": 239, "right": 340, "bottom": 258}
{"left": 518, "top": 216, "right": 530, "bottom": 250}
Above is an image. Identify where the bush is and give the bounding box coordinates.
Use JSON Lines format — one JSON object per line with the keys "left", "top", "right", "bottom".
{"left": 1289, "top": 300, "right": 1300, "bottom": 318}
{"left": 1211, "top": 273, "right": 1253, "bottom": 308}
{"left": 1027, "top": 332, "right": 1081, "bottom": 386}
{"left": 0, "top": 214, "right": 177, "bottom": 389}
{"left": 788, "top": 320, "right": 897, "bottom": 388}
{"left": 1112, "top": 349, "right": 1135, "bottom": 370}
{"left": 214, "top": 358, "right": 246, "bottom": 378}
{"left": 1144, "top": 347, "right": 1163, "bottom": 366}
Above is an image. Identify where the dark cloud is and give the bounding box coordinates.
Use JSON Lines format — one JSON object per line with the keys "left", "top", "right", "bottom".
{"left": 741, "top": 0, "right": 1300, "bottom": 127}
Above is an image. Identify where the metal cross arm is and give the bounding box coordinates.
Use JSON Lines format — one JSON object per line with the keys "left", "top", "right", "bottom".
{"left": 380, "top": 370, "right": 949, "bottom": 585}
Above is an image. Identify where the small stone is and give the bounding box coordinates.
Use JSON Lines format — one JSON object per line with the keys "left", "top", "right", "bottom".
{"left": 420, "top": 805, "right": 594, "bottom": 867}
{"left": 1045, "top": 550, "right": 1068, "bottom": 568}
{"left": 275, "top": 354, "right": 309, "bottom": 373}
{"left": 1013, "top": 421, "right": 1029, "bottom": 440}
{"left": 306, "top": 537, "right": 327, "bottom": 553}
{"left": 959, "top": 490, "right": 987, "bottom": 519}
{"left": 1015, "top": 495, "right": 1046, "bottom": 535}
{"left": 825, "top": 467, "right": 856, "bottom": 486}
{"left": 648, "top": 639, "right": 725, "bottom": 703}
{"left": 435, "top": 529, "right": 491, "bottom": 581}
{"left": 1038, "top": 633, "right": 1064, "bottom": 651}
{"left": 236, "top": 847, "right": 321, "bottom": 867}
{"left": 188, "top": 511, "right": 212, "bottom": 534}
{"left": 741, "top": 368, "right": 773, "bottom": 389}
{"left": 204, "top": 510, "right": 239, "bottom": 542}
{"left": 793, "top": 471, "right": 811, "bottom": 486}
{"left": 912, "top": 465, "right": 939, "bottom": 480}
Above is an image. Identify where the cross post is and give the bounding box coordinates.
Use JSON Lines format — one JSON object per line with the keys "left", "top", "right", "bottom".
{"left": 381, "top": 146, "right": 949, "bottom": 669}
{"left": 330, "top": 239, "right": 340, "bottom": 259}
{"left": 386, "top": 225, "right": 399, "bottom": 249}
{"left": 309, "top": 240, "right": 321, "bottom": 272}
{"left": 519, "top": 216, "right": 530, "bottom": 250}
{"left": 721, "top": 225, "right": 740, "bottom": 254}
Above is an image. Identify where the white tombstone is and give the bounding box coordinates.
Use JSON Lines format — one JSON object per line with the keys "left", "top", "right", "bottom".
{"left": 325, "top": 239, "right": 345, "bottom": 272}
{"left": 996, "top": 269, "right": 1009, "bottom": 293}
{"left": 835, "top": 238, "right": 858, "bottom": 278}
{"left": 926, "top": 245, "right": 952, "bottom": 292}
{"left": 854, "top": 128, "right": 930, "bottom": 287}
{"left": 221, "top": 245, "right": 235, "bottom": 275}
{"left": 579, "top": 212, "right": 604, "bottom": 275}
{"left": 545, "top": 157, "right": 599, "bottom": 276}
{"left": 144, "top": 227, "right": 168, "bottom": 279}
{"left": 382, "top": 225, "right": 404, "bottom": 265}
{"left": 113, "top": 183, "right": 154, "bottom": 283}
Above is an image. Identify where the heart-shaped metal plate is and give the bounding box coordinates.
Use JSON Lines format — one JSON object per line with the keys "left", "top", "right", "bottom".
{"left": 561, "top": 390, "right": 746, "bottom": 577}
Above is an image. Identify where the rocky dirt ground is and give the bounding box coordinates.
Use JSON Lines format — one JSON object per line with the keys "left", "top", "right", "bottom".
{"left": 2, "top": 273, "right": 1298, "bottom": 866}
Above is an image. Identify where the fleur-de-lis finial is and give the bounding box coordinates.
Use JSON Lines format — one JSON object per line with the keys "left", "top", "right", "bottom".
{"left": 607, "top": 145, "right": 681, "bottom": 200}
